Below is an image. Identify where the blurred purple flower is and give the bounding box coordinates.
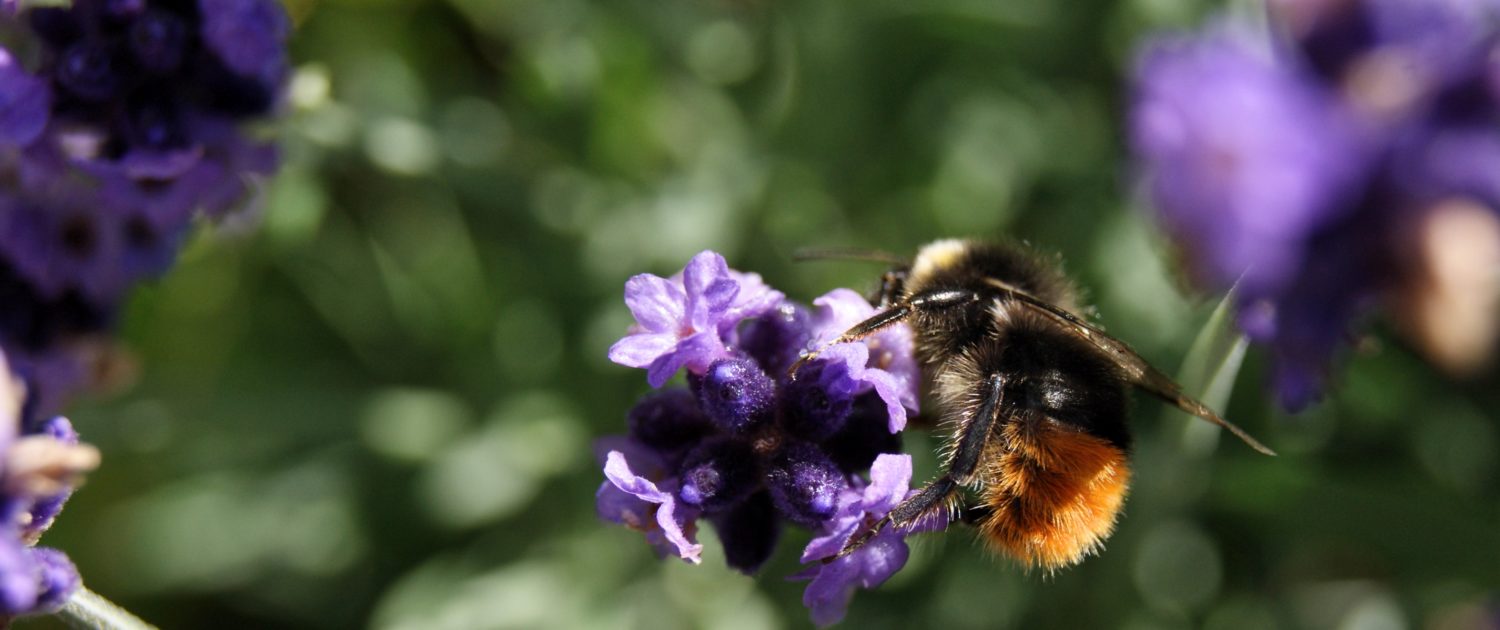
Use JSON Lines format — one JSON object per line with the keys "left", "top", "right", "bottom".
{"left": 609, "top": 250, "right": 784, "bottom": 387}
{"left": 1132, "top": 29, "right": 1365, "bottom": 293}
{"left": 1131, "top": 1, "right": 1500, "bottom": 409}
{"left": 0, "top": 0, "right": 288, "bottom": 412}
{"left": 794, "top": 454, "right": 947, "bottom": 627}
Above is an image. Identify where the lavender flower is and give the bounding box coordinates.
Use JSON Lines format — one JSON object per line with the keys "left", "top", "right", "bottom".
{"left": 0, "top": 350, "right": 98, "bottom": 616}
{"left": 0, "top": 0, "right": 288, "bottom": 412}
{"left": 608, "top": 250, "right": 784, "bottom": 387}
{"left": 599, "top": 251, "right": 929, "bottom": 621}
{"left": 1131, "top": 30, "right": 1365, "bottom": 294}
{"left": 1130, "top": 0, "right": 1500, "bottom": 409}
{"left": 794, "top": 454, "right": 947, "bottom": 627}
{"left": 806, "top": 289, "right": 920, "bottom": 432}
{"left": 596, "top": 440, "right": 703, "bottom": 564}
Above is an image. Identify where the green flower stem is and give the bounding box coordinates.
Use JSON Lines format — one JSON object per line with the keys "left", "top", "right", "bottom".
{"left": 58, "top": 585, "right": 156, "bottom": 630}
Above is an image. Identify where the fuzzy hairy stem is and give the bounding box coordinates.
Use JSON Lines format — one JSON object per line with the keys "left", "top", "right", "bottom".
{"left": 58, "top": 585, "right": 156, "bottom": 630}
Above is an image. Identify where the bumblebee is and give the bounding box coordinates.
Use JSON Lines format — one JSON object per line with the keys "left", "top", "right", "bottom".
{"left": 794, "top": 239, "right": 1274, "bottom": 570}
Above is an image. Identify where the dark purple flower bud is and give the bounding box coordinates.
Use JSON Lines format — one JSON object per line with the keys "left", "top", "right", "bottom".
{"left": 57, "top": 42, "right": 122, "bottom": 102}
{"left": 28, "top": 547, "right": 78, "bottom": 613}
{"left": 780, "top": 359, "right": 857, "bottom": 442}
{"left": 677, "top": 438, "right": 759, "bottom": 513}
{"left": 822, "top": 392, "right": 903, "bottom": 473}
{"left": 130, "top": 10, "right": 189, "bottom": 74}
{"left": 711, "top": 491, "right": 780, "bottom": 575}
{"left": 698, "top": 357, "right": 775, "bottom": 434}
{"left": 737, "top": 303, "right": 812, "bottom": 374}
{"left": 627, "top": 389, "right": 713, "bottom": 454}
{"left": 765, "top": 442, "right": 845, "bottom": 527}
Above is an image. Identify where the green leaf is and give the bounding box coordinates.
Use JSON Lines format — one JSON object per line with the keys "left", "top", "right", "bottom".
{"left": 1171, "top": 291, "right": 1249, "bottom": 456}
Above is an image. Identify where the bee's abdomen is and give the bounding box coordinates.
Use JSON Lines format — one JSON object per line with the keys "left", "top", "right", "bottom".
{"left": 975, "top": 420, "right": 1131, "bottom": 570}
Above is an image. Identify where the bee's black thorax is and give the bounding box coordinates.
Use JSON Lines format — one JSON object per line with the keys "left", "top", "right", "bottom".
{"left": 902, "top": 239, "right": 1082, "bottom": 363}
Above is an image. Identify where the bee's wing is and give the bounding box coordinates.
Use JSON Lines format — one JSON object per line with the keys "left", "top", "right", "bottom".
{"left": 982, "top": 278, "right": 1276, "bottom": 456}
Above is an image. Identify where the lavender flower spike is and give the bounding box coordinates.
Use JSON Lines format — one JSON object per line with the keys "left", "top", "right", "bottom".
{"left": 0, "top": 0, "right": 290, "bottom": 415}
{"left": 1131, "top": 0, "right": 1500, "bottom": 408}
{"left": 795, "top": 454, "right": 947, "bottom": 627}
{"left": 1131, "top": 29, "right": 1364, "bottom": 294}
{"left": 609, "top": 251, "right": 783, "bottom": 387}
{"left": 602, "top": 251, "right": 920, "bottom": 618}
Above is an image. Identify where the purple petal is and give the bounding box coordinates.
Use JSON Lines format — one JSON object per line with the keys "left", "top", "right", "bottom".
{"left": 719, "top": 270, "right": 785, "bottom": 335}
{"left": 799, "top": 507, "right": 862, "bottom": 563}
{"left": 608, "top": 333, "right": 679, "bottom": 370}
{"left": 0, "top": 49, "right": 51, "bottom": 148}
{"left": 650, "top": 486, "right": 703, "bottom": 564}
{"left": 623, "top": 273, "right": 685, "bottom": 333}
{"left": 797, "top": 528, "right": 914, "bottom": 626}
{"left": 644, "top": 331, "right": 727, "bottom": 387}
{"left": 862, "top": 454, "right": 912, "bottom": 514}
{"left": 604, "top": 451, "right": 672, "bottom": 504}
{"left": 602, "top": 451, "right": 703, "bottom": 563}
{"left": 811, "top": 289, "right": 875, "bottom": 342}
{"left": 801, "top": 554, "right": 861, "bottom": 627}
{"left": 681, "top": 251, "right": 734, "bottom": 330}
{"left": 817, "top": 343, "right": 910, "bottom": 432}
{"left": 854, "top": 530, "right": 910, "bottom": 588}
{"left": 596, "top": 481, "right": 651, "bottom": 526}
{"left": 811, "top": 290, "right": 920, "bottom": 424}
{"left": 860, "top": 369, "right": 912, "bottom": 433}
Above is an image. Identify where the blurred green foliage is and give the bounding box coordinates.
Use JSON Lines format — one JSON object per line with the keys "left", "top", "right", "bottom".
{"left": 22, "top": 0, "right": 1500, "bottom": 628}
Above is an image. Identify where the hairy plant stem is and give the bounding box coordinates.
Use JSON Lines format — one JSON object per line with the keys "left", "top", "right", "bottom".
{"left": 58, "top": 585, "right": 156, "bottom": 630}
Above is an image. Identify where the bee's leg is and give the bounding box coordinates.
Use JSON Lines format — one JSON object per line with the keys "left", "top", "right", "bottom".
{"left": 830, "top": 477, "right": 960, "bottom": 562}
{"left": 791, "top": 289, "right": 980, "bottom": 376}
{"left": 833, "top": 373, "right": 1006, "bottom": 559}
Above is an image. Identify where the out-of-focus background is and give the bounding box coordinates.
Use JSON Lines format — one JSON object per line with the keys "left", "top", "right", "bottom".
{"left": 26, "top": 0, "right": 1500, "bottom": 628}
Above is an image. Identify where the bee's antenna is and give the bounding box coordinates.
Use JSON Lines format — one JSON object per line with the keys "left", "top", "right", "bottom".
{"left": 792, "top": 247, "right": 909, "bottom": 266}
